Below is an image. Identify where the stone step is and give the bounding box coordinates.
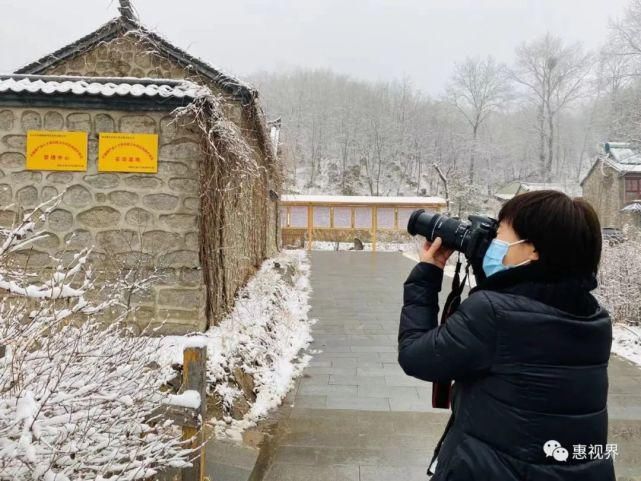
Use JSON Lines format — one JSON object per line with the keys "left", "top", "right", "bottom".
{"left": 205, "top": 437, "right": 259, "bottom": 481}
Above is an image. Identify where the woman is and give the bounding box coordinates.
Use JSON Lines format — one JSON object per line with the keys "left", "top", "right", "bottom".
{"left": 398, "top": 190, "right": 615, "bottom": 480}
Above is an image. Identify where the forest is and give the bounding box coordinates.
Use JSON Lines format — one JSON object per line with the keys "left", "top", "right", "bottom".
{"left": 252, "top": 0, "right": 641, "bottom": 213}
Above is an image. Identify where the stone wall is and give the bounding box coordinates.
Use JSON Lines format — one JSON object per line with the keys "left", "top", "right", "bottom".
{"left": 40, "top": 29, "right": 282, "bottom": 324}
{"left": 582, "top": 161, "right": 639, "bottom": 229}
{"left": 45, "top": 34, "right": 243, "bottom": 152}
{"left": 0, "top": 106, "right": 207, "bottom": 334}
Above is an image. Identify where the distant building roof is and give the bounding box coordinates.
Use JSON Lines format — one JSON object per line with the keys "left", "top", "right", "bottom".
{"left": 603, "top": 141, "right": 641, "bottom": 165}
{"left": 281, "top": 194, "right": 446, "bottom": 206}
{"left": 581, "top": 142, "right": 641, "bottom": 185}
{"left": 493, "top": 181, "right": 521, "bottom": 201}
{"left": 494, "top": 181, "right": 581, "bottom": 201}
{"left": 0, "top": 74, "right": 208, "bottom": 110}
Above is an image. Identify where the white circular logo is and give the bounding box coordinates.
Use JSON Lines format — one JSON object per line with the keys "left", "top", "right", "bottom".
{"left": 543, "top": 440, "right": 561, "bottom": 457}
{"left": 543, "top": 440, "right": 568, "bottom": 462}
{"left": 552, "top": 447, "right": 569, "bottom": 462}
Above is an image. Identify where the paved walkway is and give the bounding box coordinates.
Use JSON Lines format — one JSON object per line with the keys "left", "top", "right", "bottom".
{"left": 262, "top": 251, "right": 641, "bottom": 481}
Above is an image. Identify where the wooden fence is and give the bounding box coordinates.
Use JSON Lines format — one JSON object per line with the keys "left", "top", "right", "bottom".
{"left": 279, "top": 195, "right": 446, "bottom": 251}
{"left": 158, "top": 345, "right": 208, "bottom": 481}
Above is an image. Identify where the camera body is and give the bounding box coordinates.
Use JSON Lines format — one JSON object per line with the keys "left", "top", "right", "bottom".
{"left": 407, "top": 210, "right": 498, "bottom": 283}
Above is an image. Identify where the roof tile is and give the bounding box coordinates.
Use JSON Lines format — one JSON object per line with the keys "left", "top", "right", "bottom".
{"left": 0, "top": 75, "right": 210, "bottom": 101}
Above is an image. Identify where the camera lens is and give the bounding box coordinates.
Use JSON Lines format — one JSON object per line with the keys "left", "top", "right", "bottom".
{"left": 407, "top": 209, "right": 471, "bottom": 253}
{"left": 407, "top": 209, "right": 439, "bottom": 237}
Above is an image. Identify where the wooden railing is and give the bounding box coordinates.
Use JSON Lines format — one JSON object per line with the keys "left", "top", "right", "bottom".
{"left": 157, "top": 345, "right": 208, "bottom": 481}
{"left": 279, "top": 195, "right": 446, "bottom": 251}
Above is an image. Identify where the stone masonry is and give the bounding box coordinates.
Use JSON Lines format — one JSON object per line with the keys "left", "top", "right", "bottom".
{"left": 32, "top": 28, "right": 282, "bottom": 326}
{"left": 581, "top": 160, "right": 640, "bottom": 229}
{"left": 0, "top": 106, "right": 207, "bottom": 334}
{"left": 7, "top": 15, "right": 283, "bottom": 334}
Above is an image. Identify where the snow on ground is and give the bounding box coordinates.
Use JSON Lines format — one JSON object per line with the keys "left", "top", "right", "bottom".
{"left": 311, "top": 240, "right": 416, "bottom": 252}
{"left": 156, "top": 249, "right": 314, "bottom": 440}
{"left": 612, "top": 324, "right": 641, "bottom": 367}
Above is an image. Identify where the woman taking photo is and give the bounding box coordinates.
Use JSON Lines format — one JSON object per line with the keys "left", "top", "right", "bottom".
{"left": 398, "top": 190, "right": 615, "bottom": 480}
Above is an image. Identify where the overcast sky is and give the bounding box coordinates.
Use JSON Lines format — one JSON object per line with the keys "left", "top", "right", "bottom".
{"left": 0, "top": 0, "right": 632, "bottom": 95}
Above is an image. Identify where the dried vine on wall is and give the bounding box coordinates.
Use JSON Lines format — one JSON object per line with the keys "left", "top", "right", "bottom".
{"left": 174, "top": 95, "right": 270, "bottom": 327}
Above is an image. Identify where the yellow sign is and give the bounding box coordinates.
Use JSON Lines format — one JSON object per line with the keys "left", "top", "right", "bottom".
{"left": 98, "top": 133, "right": 158, "bottom": 173}
{"left": 26, "top": 131, "right": 88, "bottom": 171}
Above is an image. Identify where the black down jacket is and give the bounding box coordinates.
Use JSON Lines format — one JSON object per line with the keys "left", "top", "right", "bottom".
{"left": 398, "top": 260, "right": 615, "bottom": 481}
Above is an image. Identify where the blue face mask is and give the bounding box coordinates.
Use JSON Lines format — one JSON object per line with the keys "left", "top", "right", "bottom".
{"left": 482, "top": 238, "right": 530, "bottom": 278}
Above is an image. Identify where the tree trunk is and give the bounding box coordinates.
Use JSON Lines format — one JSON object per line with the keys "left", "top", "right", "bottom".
{"left": 416, "top": 151, "right": 423, "bottom": 195}
{"left": 547, "top": 111, "right": 554, "bottom": 182}
{"left": 341, "top": 136, "right": 348, "bottom": 194}
{"left": 469, "top": 125, "right": 478, "bottom": 184}
{"left": 538, "top": 102, "right": 546, "bottom": 180}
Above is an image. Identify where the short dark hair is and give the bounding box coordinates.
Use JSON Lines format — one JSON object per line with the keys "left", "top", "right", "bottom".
{"left": 498, "top": 190, "right": 602, "bottom": 275}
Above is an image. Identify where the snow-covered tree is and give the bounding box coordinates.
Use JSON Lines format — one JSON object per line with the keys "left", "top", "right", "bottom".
{"left": 511, "top": 34, "right": 594, "bottom": 182}
{"left": 0, "top": 200, "right": 192, "bottom": 480}
{"left": 446, "top": 56, "right": 511, "bottom": 183}
{"left": 596, "top": 225, "right": 641, "bottom": 325}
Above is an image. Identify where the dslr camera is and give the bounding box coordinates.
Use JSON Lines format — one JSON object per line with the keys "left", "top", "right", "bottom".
{"left": 407, "top": 210, "right": 498, "bottom": 283}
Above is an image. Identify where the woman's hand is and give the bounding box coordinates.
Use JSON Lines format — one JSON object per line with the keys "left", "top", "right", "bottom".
{"left": 420, "top": 237, "right": 454, "bottom": 270}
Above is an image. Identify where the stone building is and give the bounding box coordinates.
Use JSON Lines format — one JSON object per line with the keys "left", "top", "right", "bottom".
{"left": 0, "top": 7, "right": 281, "bottom": 334}
{"left": 581, "top": 142, "right": 641, "bottom": 229}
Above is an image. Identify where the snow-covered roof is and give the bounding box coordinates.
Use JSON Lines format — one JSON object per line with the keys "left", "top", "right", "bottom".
{"left": 281, "top": 194, "right": 446, "bottom": 206}
{"left": 605, "top": 142, "right": 641, "bottom": 165}
{"left": 0, "top": 74, "right": 209, "bottom": 100}
{"left": 604, "top": 158, "right": 641, "bottom": 173}
{"left": 494, "top": 181, "right": 520, "bottom": 200}
{"left": 622, "top": 202, "right": 641, "bottom": 213}
{"left": 494, "top": 181, "right": 581, "bottom": 201}
{"left": 521, "top": 182, "right": 563, "bottom": 191}
{"left": 582, "top": 142, "right": 641, "bottom": 185}
{"left": 15, "top": 14, "right": 254, "bottom": 102}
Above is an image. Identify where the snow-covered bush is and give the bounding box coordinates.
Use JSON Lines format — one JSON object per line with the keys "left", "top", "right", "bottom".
{"left": 159, "top": 249, "right": 314, "bottom": 441}
{"left": 596, "top": 224, "right": 641, "bottom": 325}
{"left": 0, "top": 202, "right": 191, "bottom": 480}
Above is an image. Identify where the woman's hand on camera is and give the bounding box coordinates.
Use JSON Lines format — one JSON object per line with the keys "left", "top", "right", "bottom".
{"left": 420, "top": 237, "right": 454, "bottom": 270}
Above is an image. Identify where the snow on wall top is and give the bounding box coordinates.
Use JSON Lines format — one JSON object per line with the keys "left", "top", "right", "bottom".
{"left": 0, "top": 74, "right": 210, "bottom": 100}
{"left": 622, "top": 202, "right": 641, "bottom": 212}
{"left": 281, "top": 194, "right": 446, "bottom": 205}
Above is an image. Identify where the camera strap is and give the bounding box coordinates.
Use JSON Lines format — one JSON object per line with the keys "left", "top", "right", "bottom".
{"left": 431, "top": 258, "right": 469, "bottom": 408}
{"left": 427, "top": 257, "right": 470, "bottom": 477}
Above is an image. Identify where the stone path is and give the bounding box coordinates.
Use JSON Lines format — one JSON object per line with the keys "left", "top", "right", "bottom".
{"left": 261, "top": 251, "right": 641, "bottom": 481}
